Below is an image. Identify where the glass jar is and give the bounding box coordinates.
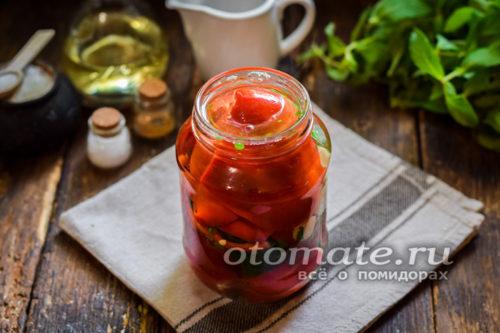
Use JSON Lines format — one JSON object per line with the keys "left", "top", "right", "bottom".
{"left": 175, "top": 67, "right": 331, "bottom": 302}
{"left": 133, "top": 78, "right": 175, "bottom": 139}
{"left": 87, "top": 107, "right": 132, "bottom": 169}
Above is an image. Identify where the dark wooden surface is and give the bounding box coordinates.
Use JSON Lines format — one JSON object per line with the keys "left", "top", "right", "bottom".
{"left": 0, "top": 0, "right": 498, "bottom": 332}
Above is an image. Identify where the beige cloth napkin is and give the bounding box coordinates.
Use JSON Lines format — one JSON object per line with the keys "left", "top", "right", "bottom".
{"left": 60, "top": 106, "right": 484, "bottom": 333}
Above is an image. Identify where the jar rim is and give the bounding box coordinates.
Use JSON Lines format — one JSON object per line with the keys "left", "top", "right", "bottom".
{"left": 193, "top": 67, "right": 312, "bottom": 146}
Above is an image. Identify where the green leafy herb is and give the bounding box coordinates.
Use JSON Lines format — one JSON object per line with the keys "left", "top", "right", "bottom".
{"left": 485, "top": 109, "right": 500, "bottom": 133}
{"left": 311, "top": 124, "right": 328, "bottom": 147}
{"left": 444, "top": 82, "right": 479, "bottom": 127}
{"left": 444, "top": 6, "right": 481, "bottom": 32}
{"left": 295, "top": 105, "right": 305, "bottom": 118}
{"left": 477, "top": 132, "right": 500, "bottom": 152}
{"left": 325, "top": 23, "right": 346, "bottom": 57}
{"left": 233, "top": 141, "right": 245, "bottom": 151}
{"left": 409, "top": 29, "right": 445, "bottom": 80}
{"left": 463, "top": 41, "right": 500, "bottom": 67}
{"left": 304, "top": 0, "right": 500, "bottom": 151}
{"left": 370, "top": 0, "right": 431, "bottom": 23}
{"left": 436, "top": 34, "right": 460, "bottom": 52}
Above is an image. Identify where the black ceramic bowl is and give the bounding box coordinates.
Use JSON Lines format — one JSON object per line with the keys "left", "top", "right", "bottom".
{"left": 0, "top": 62, "right": 81, "bottom": 155}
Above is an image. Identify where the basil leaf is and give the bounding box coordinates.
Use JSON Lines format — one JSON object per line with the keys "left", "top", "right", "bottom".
{"left": 387, "top": 41, "right": 405, "bottom": 76}
{"left": 430, "top": 83, "right": 444, "bottom": 100}
{"left": 356, "top": 37, "right": 388, "bottom": 66}
{"left": 344, "top": 50, "right": 358, "bottom": 72}
{"left": 419, "top": 99, "right": 448, "bottom": 114}
{"left": 234, "top": 142, "right": 245, "bottom": 151}
{"left": 443, "top": 82, "right": 479, "bottom": 127}
{"left": 324, "top": 22, "right": 334, "bottom": 37}
{"left": 305, "top": 0, "right": 500, "bottom": 152}
{"left": 326, "top": 66, "right": 349, "bottom": 81}
{"left": 463, "top": 71, "right": 491, "bottom": 96}
{"left": 436, "top": 34, "right": 460, "bottom": 52}
{"left": 472, "top": 0, "right": 498, "bottom": 10}
{"left": 481, "top": 11, "right": 500, "bottom": 37}
{"left": 477, "top": 132, "right": 500, "bottom": 152}
{"left": 370, "top": 0, "right": 431, "bottom": 23}
{"left": 351, "top": 6, "right": 372, "bottom": 41}
{"left": 354, "top": 26, "right": 395, "bottom": 76}
{"left": 390, "top": 96, "right": 448, "bottom": 114}
{"left": 299, "top": 44, "right": 325, "bottom": 62}
{"left": 463, "top": 41, "right": 500, "bottom": 67}
{"left": 485, "top": 110, "right": 500, "bottom": 134}
{"left": 325, "top": 23, "right": 346, "bottom": 57}
{"left": 409, "top": 29, "right": 445, "bottom": 80}
{"left": 444, "top": 6, "right": 482, "bottom": 33}
{"left": 311, "top": 123, "right": 328, "bottom": 147}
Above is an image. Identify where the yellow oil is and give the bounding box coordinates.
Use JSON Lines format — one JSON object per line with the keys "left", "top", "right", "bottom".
{"left": 62, "top": 12, "right": 168, "bottom": 106}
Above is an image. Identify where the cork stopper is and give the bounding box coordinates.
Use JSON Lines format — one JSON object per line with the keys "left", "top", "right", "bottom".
{"left": 91, "top": 107, "right": 122, "bottom": 130}
{"left": 139, "top": 78, "right": 168, "bottom": 101}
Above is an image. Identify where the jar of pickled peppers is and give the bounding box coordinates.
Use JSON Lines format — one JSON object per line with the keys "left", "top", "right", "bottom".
{"left": 176, "top": 67, "right": 331, "bottom": 302}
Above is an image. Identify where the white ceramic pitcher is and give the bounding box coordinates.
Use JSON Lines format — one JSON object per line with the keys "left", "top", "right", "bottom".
{"left": 166, "top": 0, "right": 316, "bottom": 79}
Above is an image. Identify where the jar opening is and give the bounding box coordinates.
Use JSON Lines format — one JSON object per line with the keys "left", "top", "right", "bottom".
{"left": 193, "top": 67, "right": 312, "bottom": 154}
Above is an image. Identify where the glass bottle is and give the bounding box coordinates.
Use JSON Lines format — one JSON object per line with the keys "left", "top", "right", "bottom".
{"left": 133, "top": 78, "right": 175, "bottom": 139}
{"left": 62, "top": 0, "right": 168, "bottom": 106}
{"left": 87, "top": 107, "right": 132, "bottom": 168}
{"left": 175, "top": 67, "right": 332, "bottom": 302}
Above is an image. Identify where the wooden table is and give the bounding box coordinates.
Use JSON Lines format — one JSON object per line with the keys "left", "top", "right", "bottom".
{"left": 0, "top": 0, "right": 498, "bottom": 332}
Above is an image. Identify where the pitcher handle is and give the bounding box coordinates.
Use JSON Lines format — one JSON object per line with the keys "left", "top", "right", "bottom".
{"left": 276, "top": 0, "right": 316, "bottom": 56}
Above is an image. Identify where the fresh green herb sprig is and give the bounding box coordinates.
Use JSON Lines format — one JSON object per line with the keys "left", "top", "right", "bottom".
{"left": 302, "top": 0, "right": 500, "bottom": 151}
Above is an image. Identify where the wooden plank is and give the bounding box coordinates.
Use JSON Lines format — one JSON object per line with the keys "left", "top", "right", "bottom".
{"left": 302, "top": 67, "right": 435, "bottom": 333}
{"left": 23, "top": 1, "right": 194, "bottom": 332}
{"left": 297, "top": 1, "right": 435, "bottom": 332}
{"left": 0, "top": 153, "right": 63, "bottom": 332}
{"left": 24, "top": 130, "right": 176, "bottom": 333}
{"left": 0, "top": 0, "right": 434, "bottom": 332}
{"left": 0, "top": 0, "right": 70, "bottom": 330}
{"left": 419, "top": 112, "right": 500, "bottom": 332}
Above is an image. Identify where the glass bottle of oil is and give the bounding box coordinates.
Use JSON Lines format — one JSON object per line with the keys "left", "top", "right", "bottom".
{"left": 62, "top": 0, "right": 168, "bottom": 106}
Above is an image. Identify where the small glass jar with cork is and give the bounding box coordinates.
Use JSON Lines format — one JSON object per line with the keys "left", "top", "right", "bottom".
{"left": 133, "top": 78, "right": 175, "bottom": 139}
{"left": 87, "top": 107, "right": 132, "bottom": 169}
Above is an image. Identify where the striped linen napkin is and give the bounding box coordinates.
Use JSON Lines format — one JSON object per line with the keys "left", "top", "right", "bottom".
{"left": 60, "top": 105, "right": 484, "bottom": 333}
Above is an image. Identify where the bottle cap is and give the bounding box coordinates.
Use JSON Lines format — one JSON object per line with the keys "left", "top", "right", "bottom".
{"left": 139, "top": 78, "right": 168, "bottom": 101}
{"left": 91, "top": 107, "right": 122, "bottom": 130}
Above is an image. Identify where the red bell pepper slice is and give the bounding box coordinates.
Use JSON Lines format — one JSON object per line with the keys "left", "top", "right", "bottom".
{"left": 219, "top": 220, "right": 270, "bottom": 243}
{"left": 230, "top": 87, "right": 283, "bottom": 125}
{"left": 193, "top": 191, "right": 238, "bottom": 227}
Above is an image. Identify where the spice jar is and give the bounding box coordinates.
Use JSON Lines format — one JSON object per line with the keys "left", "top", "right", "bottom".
{"left": 133, "top": 78, "right": 175, "bottom": 139}
{"left": 175, "top": 67, "right": 332, "bottom": 302}
{"left": 87, "top": 107, "right": 132, "bottom": 169}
